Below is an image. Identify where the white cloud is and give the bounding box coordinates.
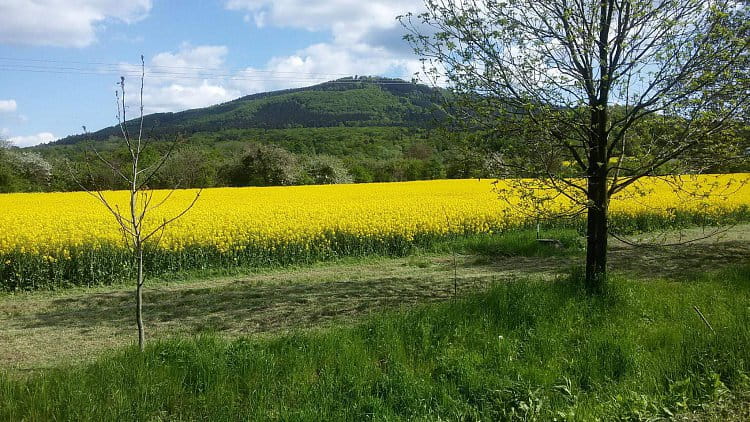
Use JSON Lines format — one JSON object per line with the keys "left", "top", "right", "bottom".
{"left": 231, "top": 42, "right": 424, "bottom": 94}
{"left": 224, "top": 0, "right": 431, "bottom": 93}
{"left": 225, "top": 0, "right": 422, "bottom": 39}
{"left": 151, "top": 44, "right": 228, "bottom": 71}
{"left": 8, "top": 132, "right": 56, "bottom": 147}
{"left": 0, "top": 100, "right": 17, "bottom": 113}
{"left": 142, "top": 82, "right": 236, "bottom": 113}
{"left": 0, "top": 0, "right": 152, "bottom": 47}
{"left": 120, "top": 44, "right": 238, "bottom": 114}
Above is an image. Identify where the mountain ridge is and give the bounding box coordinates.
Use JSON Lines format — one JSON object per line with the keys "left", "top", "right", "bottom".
{"left": 53, "top": 77, "right": 447, "bottom": 146}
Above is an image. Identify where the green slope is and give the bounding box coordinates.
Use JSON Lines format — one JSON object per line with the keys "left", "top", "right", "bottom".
{"left": 54, "top": 77, "right": 447, "bottom": 145}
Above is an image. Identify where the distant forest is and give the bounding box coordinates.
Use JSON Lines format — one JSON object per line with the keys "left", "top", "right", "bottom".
{"left": 0, "top": 126, "right": 491, "bottom": 193}
{"left": 1, "top": 77, "right": 747, "bottom": 193}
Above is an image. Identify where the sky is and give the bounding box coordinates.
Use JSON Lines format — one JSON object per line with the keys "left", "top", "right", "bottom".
{"left": 0, "top": 0, "right": 427, "bottom": 147}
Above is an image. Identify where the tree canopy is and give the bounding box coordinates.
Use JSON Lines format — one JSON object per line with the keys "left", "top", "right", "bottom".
{"left": 402, "top": 0, "right": 750, "bottom": 288}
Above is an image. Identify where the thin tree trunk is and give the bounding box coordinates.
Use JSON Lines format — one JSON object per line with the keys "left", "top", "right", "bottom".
{"left": 136, "top": 246, "right": 145, "bottom": 351}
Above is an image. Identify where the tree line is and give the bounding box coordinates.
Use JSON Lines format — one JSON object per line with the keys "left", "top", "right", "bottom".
{"left": 0, "top": 128, "right": 493, "bottom": 193}
{"left": 3, "top": 111, "right": 747, "bottom": 194}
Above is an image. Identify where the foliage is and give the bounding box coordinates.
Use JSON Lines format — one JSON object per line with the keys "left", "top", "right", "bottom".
{"left": 301, "top": 155, "right": 353, "bottom": 185}
{"left": 222, "top": 144, "right": 303, "bottom": 187}
{"left": 8, "top": 151, "right": 52, "bottom": 186}
{"left": 2, "top": 266, "right": 750, "bottom": 419}
{"left": 438, "top": 228, "right": 583, "bottom": 257}
{"left": 401, "top": 0, "right": 750, "bottom": 285}
{"left": 18, "top": 126, "right": 484, "bottom": 191}
{"left": 0, "top": 141, "right": 16, "bottom": 193}
{"left": 0, "top": 141, "right": 53, "bottom": 192}
{"left": 151, "top": 147, "right": 219, "bottom": 188}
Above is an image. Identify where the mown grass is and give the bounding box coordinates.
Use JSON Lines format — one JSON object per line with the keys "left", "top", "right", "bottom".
{"left": 2, "top": 265, "right": 748, "bottom": 420}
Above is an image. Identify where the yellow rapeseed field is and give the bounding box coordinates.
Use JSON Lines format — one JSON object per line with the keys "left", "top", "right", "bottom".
{"left": 1, "top": 174, "right": 749, "bottom": 260}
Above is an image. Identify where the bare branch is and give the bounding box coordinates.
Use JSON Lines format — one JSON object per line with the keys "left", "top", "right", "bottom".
{"left": 142, "top": 189, "right": 202, "bottom": 243}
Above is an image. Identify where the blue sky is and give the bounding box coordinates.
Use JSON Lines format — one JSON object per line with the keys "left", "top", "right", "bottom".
{"left": 0, "top": 0, "right": 426, "bottom": 146}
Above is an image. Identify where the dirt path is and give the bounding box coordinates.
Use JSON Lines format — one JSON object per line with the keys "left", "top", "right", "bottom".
{"left": 1, "top": 225, "right": 749, "bottom": 374}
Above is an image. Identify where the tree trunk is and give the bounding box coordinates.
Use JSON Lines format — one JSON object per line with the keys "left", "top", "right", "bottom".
{"left": 585, "top": 173, "right": 608, "bottom": 291}
{"left": 586, "top": 98, "right": 610, "bottom": 291}
{"left": 136, "top": 246, "right": 145, "bottom": 352}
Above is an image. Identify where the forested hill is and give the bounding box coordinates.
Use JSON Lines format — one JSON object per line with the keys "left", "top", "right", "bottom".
{"left": 54, "top": 77, "right": 447, "bottom": 145}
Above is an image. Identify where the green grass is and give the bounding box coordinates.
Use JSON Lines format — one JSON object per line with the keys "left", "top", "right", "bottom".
{"left": 0, "top": 229, "right": 582, "bottom": 291}
{"left": 2, "top": 265, "right": 749, "bottom": 420}
{"left": 435, "top": 228, "right": 582, "bottom": 257}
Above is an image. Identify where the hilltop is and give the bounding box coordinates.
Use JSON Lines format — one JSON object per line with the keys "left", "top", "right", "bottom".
{"left": 53, "top": 77, "right": 447, "bottom": 145}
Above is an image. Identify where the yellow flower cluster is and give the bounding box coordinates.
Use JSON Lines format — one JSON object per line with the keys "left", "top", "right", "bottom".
{"left": 1, "top": 174, "right": 748, "bottom": 258}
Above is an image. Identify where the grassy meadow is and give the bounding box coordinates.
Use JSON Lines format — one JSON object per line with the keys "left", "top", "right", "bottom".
{"left": 1, "top": 176, "right": 749, "bottom": 420}
{"left": 2, "top": 263, "right": 749, "bottom": 420}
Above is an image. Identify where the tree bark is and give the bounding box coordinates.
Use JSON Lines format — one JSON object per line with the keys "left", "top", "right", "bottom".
{"left": 585, "top": 0, "right": 612, "bottom": 291}
{"left": 585, "top": 173, "right": 608, "bottom": 291}
{"left": 136, "top": 246, "right": 145, "bottom": 352}
{"left": 586, "top": 99, "right": 610, "bottom": 291}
